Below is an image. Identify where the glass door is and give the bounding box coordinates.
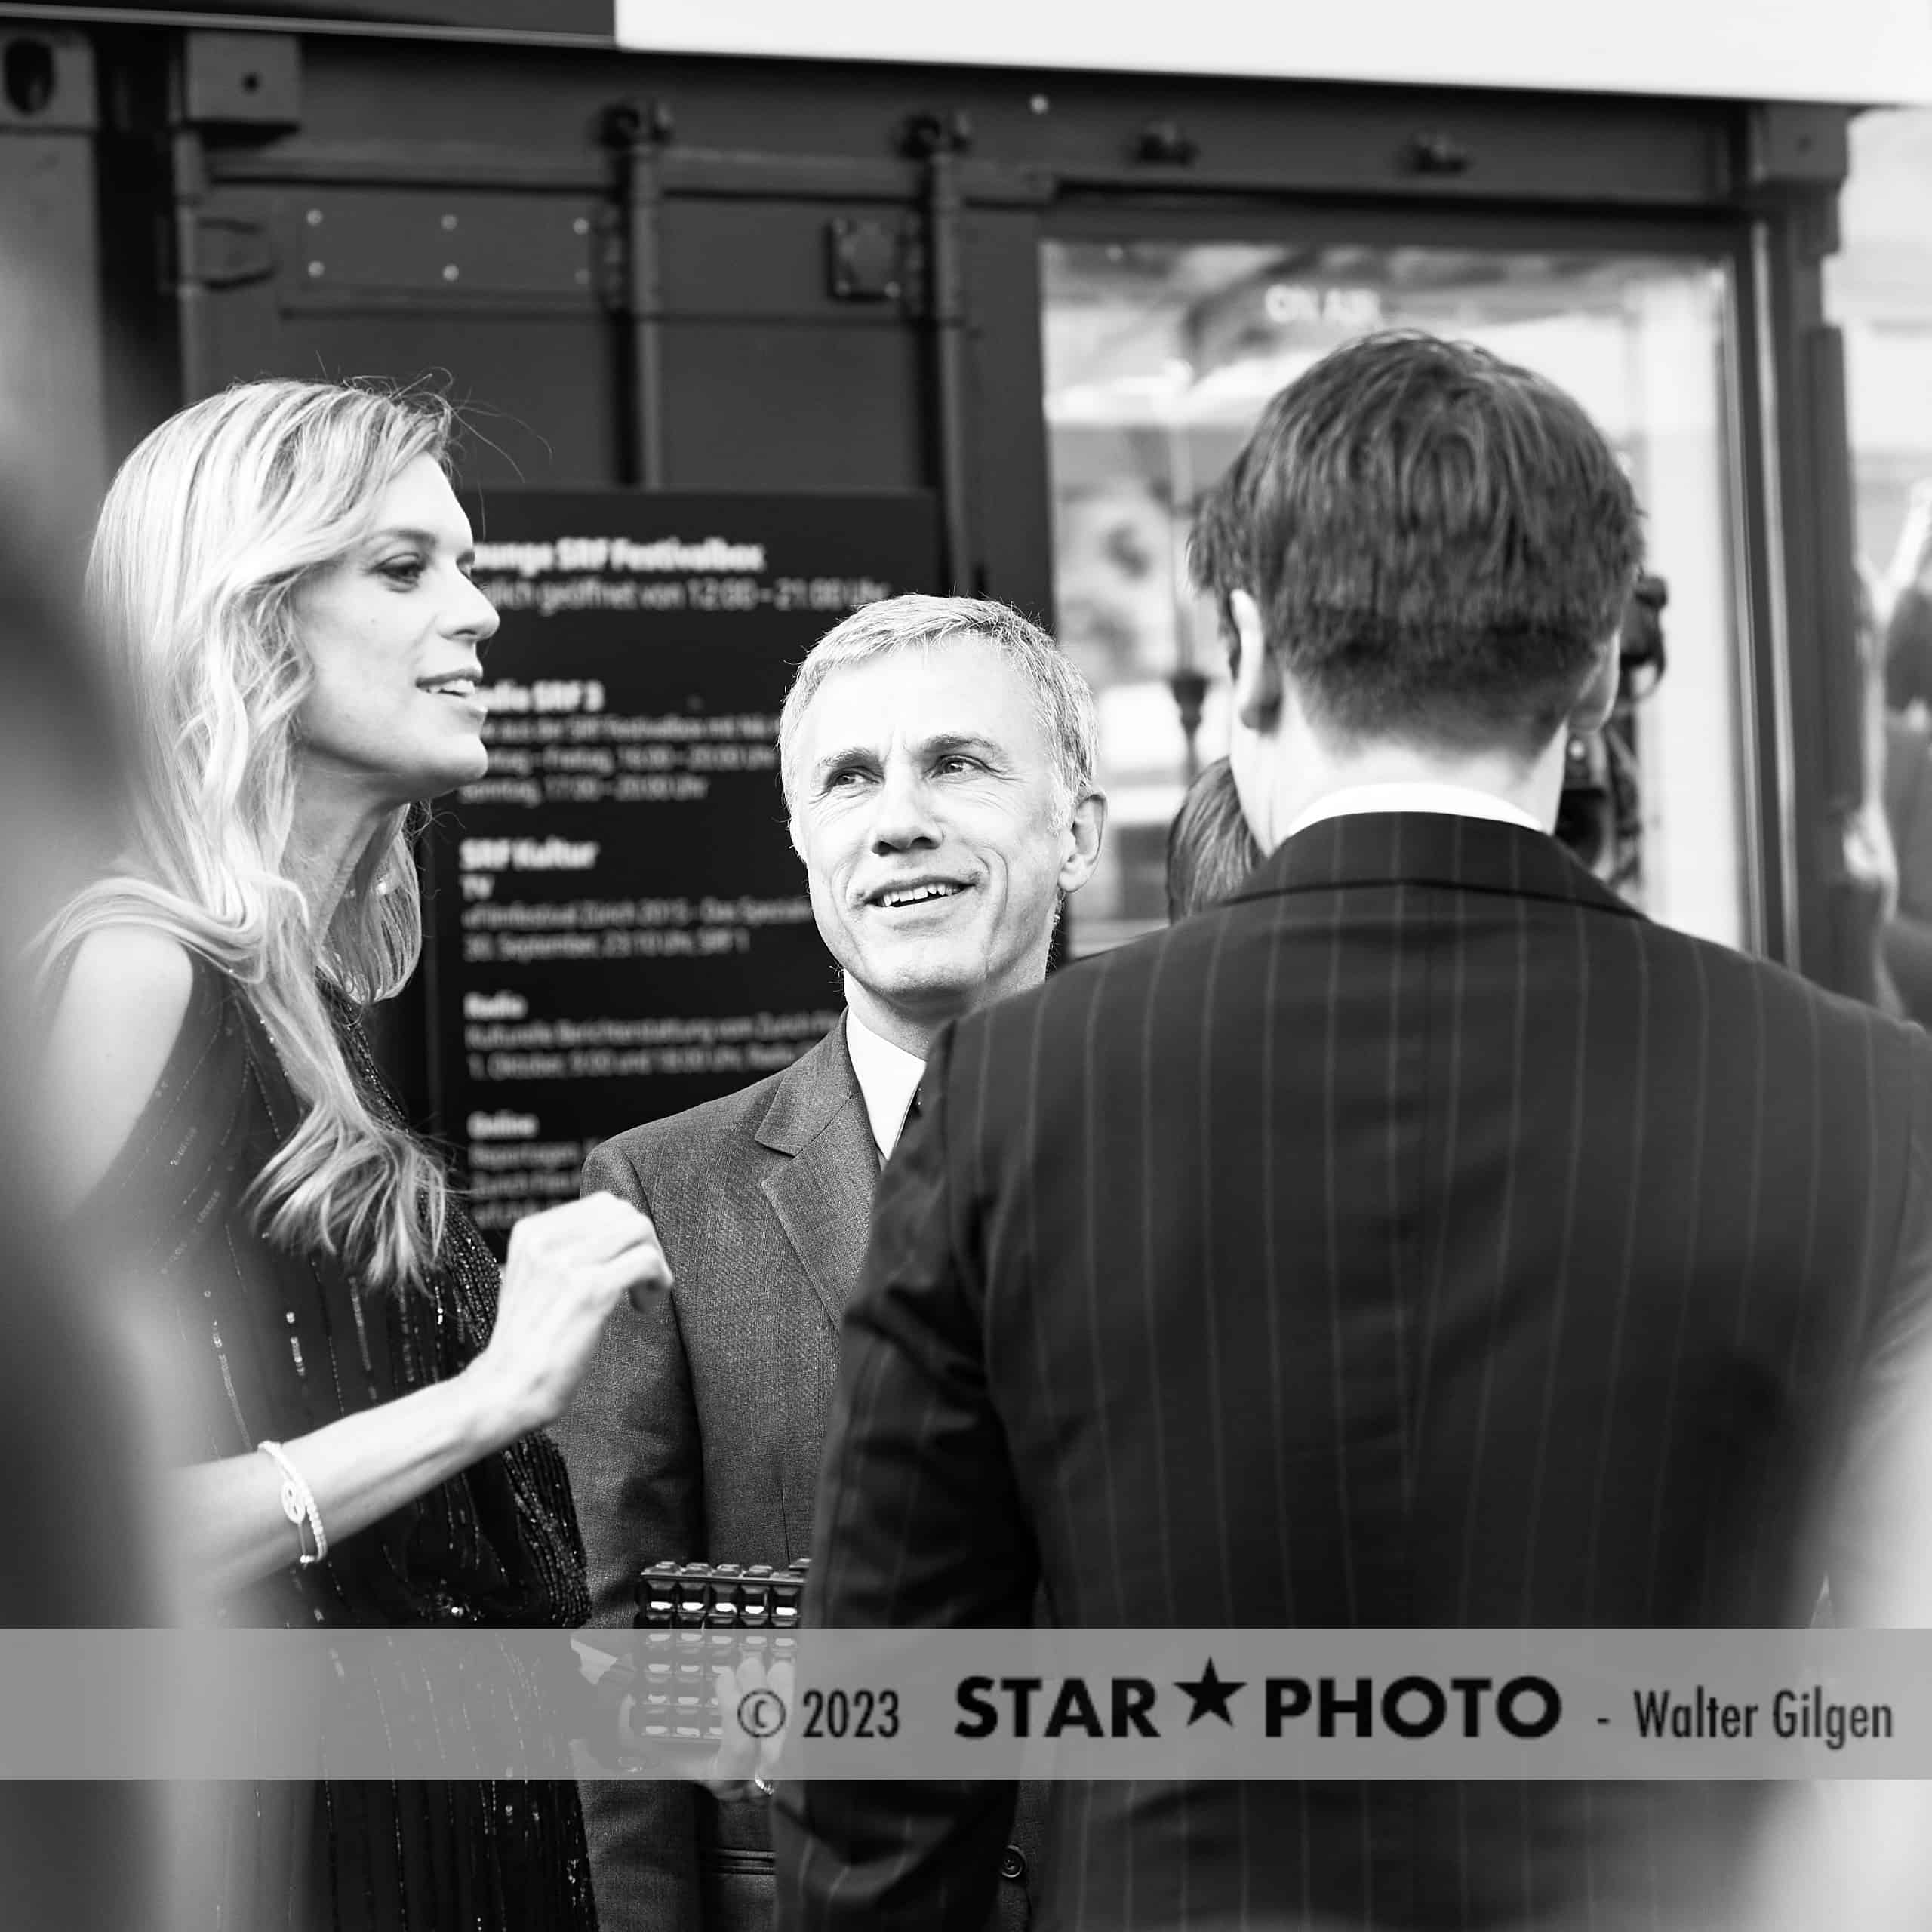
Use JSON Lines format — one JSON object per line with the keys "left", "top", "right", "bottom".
{"left": 1041, "top": 226, "right": 1754, "bottom": 956}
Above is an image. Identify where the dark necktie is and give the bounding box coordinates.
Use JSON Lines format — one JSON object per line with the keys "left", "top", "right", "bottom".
{"left": 882, "top": 1084, "right": 922, "bottom": 1171}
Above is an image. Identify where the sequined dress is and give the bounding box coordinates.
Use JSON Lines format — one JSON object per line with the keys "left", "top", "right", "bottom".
{"left": 94, "top": 948, "right": 599, "bottom": 1930}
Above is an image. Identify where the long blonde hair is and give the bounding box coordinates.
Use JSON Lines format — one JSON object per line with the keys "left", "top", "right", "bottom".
{"left": 45, "top": 379, "right": 460, "bottom": 1289}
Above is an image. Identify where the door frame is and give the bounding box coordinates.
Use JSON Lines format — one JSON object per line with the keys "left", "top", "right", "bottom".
{"left": 969, "top": 189, "right": 1851, "bottom": 982}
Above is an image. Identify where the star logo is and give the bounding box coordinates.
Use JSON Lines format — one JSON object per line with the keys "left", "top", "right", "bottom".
{"left": 1173, "top": 1657, "right": 1245, "bottom": 1727}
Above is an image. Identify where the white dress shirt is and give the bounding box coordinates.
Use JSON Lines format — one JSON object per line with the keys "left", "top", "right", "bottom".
{"left": 844, "top": 1008, "right": 927, "bottom": 1161}
{"left": 1284, "top": 780, "right": 1543, "bottom": 842}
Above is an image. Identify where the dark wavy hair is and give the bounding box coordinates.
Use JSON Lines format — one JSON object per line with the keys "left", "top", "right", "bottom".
{"left": 1166, "top": 758, "right": 1262, "bottom": 921}
{"left": 1190, "top": 331, "right": 1644, "bottom": 757}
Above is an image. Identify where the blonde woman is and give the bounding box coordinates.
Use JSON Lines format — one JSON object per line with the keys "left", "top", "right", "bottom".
{"left": 39, "top": 380, "right": 668, "bottom": 1930}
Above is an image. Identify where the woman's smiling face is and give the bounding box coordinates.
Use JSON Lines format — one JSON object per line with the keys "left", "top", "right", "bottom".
{"left": 292, "top": 454, "right": 500, "bottom": 813}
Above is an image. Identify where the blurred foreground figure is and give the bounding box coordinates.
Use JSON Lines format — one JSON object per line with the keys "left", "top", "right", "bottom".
{"left": 1746, "top": 1305, "right": 1932, "bottom": 1931}
{"left": 38, "top": 380, "right": 669, "bottom": 1930}
{"left": 1164, "top": 755, "right": 1262, "bottom": 919}
{"left": 777, "top": 332, "right": 1932, "bottom": 1930}
{"left": 0, "top": 465, "right": 177, "bottom": 1929}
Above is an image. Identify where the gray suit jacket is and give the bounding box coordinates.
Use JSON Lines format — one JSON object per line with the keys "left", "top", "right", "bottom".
{"left": 557, "top": 1018, "right": 1041, "bottom": 1931}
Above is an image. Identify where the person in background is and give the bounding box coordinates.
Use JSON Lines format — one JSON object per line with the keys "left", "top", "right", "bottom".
{"left": 1877, "top": 485, "right": 1932, "bottom": 1022}
{"left": 1164, "top": 754, "right": 1263, "bottom": 920}
{"left": 1838, "top": 565, "right": 1905, "bottom": 1018}
{"left": 37, "top": 378, "right": 669, "bottom": 1930}
{"left": 557, "top": 594, "right": 1101, "bottom": 1932}
{"left": 1870, "top": 539, "right": 1932, "bottom": 1022}
{"left": 1881, "top": 478, "right": 1932, "bottom": 719}
{"left": 1881, "top": 708, "right": 1932, "bottom": 1022}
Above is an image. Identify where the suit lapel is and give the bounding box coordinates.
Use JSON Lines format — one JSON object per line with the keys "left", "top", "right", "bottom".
{"left": 756, "top": 1016, "right": 878, "bottom": 1334}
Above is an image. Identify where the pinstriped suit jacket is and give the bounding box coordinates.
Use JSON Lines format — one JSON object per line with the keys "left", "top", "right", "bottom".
{"left": 775, "top": 812, "right": 1932, "bottom": 1932}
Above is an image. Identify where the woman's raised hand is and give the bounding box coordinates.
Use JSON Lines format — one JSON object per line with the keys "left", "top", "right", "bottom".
{"left": 463, "top": 1191, "right": 672, "bottom": 1439}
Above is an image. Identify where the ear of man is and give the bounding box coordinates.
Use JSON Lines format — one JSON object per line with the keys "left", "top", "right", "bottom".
{"left": 1566, "top": 637, "right": 1621, "bottom": 738}
{"left": 1228, "top": 589, "right": 1280, "bottom": 731}
{"left": 1058, "top": 791, "right": 1107, "bottom": 895}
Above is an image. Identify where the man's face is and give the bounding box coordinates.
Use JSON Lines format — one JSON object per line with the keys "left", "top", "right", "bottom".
{"left": 789, "top": 635, "right": 1103, "bottom": 1032}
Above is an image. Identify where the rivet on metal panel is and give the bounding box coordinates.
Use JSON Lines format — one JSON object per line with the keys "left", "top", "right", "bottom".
{"left": 900, "top": 108, "right": 973, "bottom": 159}
{"left": 441, "top": 214, "right": 457, "bottom": 232}
{"left": 574, "top": 269, "right": 590, "bottom": 285}
{"left": 1029, "top": 94, "right": 1049, "bottom": 115}
{"left": 573, "top": 217, "right": 589, "bottom": 235}
{"left": 305, "top": 208, "right": 322, "bottom": 226}
{"left": 179, "top": 30, "right": 300, "bottom": 130}
{"left": 826, "top": 217, "right": 904, "bottom": 303}
{"left": 1404, "top": 131, "right": 1472, "bottom": 177}
{"left": 306, "top": 260, "right": 323, "bottom": 278}
{"left": 441, "top": 264, "right": 460, "bottom": 281}
{"left": 1136, "top": 120, "right": 1199, "bottom": 165}
{"left": 1744, "top": 103, "right": 1850, "bottom": 190}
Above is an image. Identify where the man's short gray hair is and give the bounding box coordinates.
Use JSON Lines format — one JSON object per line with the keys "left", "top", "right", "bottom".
{"left": 777, "top": 594, "right": 1097, "bottom": 818}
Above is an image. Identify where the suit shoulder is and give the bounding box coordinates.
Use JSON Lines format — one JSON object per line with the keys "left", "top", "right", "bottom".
{"left": 1634, "top": 921, "right": 1932, "bottom": 1100}
{"left": 1020, "top": 919, "right": 1194, "bottom": 1018}
{"left": 949, "top": 921, "right": 1183, "bottom": 1071}
{"left": 585, "top": 1066, "right": 789, "bottom": 1189}
{"left": 1652, "top": 919, "right": 1904, "bottom": 1025}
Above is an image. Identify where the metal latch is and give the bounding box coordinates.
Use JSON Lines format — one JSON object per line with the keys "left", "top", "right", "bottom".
{"left": 194, "top": 215, "right": 277, "bottom": 291}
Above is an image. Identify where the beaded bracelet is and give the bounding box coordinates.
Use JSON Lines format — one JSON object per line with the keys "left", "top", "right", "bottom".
{"left": 257, "top": 1440, "right": 328, "bottom": 1567}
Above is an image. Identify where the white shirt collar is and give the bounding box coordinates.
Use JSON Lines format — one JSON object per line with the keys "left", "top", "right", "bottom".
{"left": 1284, "top": 781, "right": 1544, "bottom": 842}
{"left": 843, "top": 1008, "right": 927, "bottom": 1161}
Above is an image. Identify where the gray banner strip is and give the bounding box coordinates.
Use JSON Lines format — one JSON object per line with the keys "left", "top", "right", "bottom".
{"left": 1, "top": 1630, "right": 1927, "bottom": 1780}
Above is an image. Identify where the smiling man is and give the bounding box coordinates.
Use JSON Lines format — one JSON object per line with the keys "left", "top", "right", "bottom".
{"left": 555, "top": 595, "right": 1103, "bottom": 1932}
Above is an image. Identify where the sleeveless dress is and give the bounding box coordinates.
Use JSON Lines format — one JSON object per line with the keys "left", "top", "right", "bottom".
{"left": 91, "top": 947, "right": 599, "bottom": 1930}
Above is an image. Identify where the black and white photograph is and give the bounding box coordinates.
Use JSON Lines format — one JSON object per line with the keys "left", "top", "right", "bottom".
{"left": 5, "top": 4, "right": 1932, "bottom": 1929}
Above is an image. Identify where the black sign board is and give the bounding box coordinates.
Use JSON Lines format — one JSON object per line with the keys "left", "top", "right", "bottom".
{"left": 424, "top": 491, "right": 940, "bottom": 1247}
